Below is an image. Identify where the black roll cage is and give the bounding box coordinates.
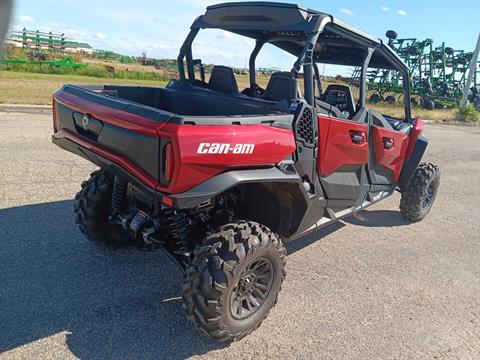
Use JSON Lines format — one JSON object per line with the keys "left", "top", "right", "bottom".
{"left": 176, "top": 2, "right": 412, "bottom": 121}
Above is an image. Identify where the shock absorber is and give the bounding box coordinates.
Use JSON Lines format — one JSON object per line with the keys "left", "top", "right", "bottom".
{"left": 111, "top": 175, "right": 128, "bottom": 214}
{"left": 159, "top": 206, "right": 193, "bottom": 260}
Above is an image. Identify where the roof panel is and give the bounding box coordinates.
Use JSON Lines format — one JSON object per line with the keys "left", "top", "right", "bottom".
{"left": 201, "top": 1, "right": 325, "bottom": 33}
{"left": 196, "top": 2, "right": 408, "bottom": 71}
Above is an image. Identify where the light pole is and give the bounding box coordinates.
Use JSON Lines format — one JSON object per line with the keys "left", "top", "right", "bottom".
{"left": 1, "top": 0, "right": 13, "bottom": 47}
{"left": 461, "top": 33, "right": 480, "bottom": 106}
{"left": 0, "top": 0, "right": 13, "bottom": 61}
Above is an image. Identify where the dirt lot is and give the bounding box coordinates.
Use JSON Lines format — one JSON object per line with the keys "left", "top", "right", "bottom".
{"left": 0, "top": 113, "right": 479, "bottom": 359}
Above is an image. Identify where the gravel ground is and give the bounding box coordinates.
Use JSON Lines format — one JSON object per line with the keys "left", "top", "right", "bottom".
{"left": 0, "top": 113, "right": 479, "bottom": 360}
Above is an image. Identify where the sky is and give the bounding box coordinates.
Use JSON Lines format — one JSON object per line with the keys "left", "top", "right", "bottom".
{"left": 7, "top": 0, "right": 480, "bottom": 73}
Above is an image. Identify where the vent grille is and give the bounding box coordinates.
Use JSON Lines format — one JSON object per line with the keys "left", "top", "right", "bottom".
{"left": 295, "top": 107, "right": 314, "bottom": 145}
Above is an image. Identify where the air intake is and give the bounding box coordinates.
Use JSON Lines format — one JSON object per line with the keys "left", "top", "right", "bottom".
{"left": 295, "top": 107, "right": 314, "bottom": 146}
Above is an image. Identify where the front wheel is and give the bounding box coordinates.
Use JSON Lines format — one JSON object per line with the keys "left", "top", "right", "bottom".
{"left": 400, "top": 163, "right": 440, "bottom": 222}
{"left": 182, "top": 221, "right": 286, "bottom": 342}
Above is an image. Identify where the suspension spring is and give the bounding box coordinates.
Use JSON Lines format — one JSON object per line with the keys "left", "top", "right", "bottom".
{"left": 111, "top": 176, "right": 128, "bottom": 214}
{"left": 160, "top": 207, "right": 192, "bottom": 257}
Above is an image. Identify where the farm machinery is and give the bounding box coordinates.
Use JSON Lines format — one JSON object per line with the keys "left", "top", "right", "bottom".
{"left": 1, "top": 28, "right": 88, "bottom": 69}
{"left": 366, "top": 30, "right": 480, "bottom": 109}
{"left": 0, "top": 54, "right": 86, "bottom": 68}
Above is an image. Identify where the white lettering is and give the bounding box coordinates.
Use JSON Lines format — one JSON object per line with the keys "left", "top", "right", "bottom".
{"left": 196, "top": 143, "right": 255, "bottom": 154}
{"left": 218, "top": 143, "right": 230, "bottom": 154}
{"left": 243, "top": 144, "right": 255, "bottom": 154}
{"left": 197, "top": 143, "right": 209, "bottom": 154}
{"left": 208, "top": 143, "right": 220, "bottom": 154}
{"left": 233, "top": 144, "right": 243, "bottom": 154}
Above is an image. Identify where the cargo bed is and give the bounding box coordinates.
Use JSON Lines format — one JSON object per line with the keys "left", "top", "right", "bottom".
{"left": 54, "top": 83, "right": 293, "bottom": 125}
{"left": 52, "top": 82, "right": 295, "bottom": 195}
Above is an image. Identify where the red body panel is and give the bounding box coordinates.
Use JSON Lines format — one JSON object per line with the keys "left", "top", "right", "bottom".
{"left": 317, "top": 115, "right": 369, "bottom": 176}
{"left": 55, "top": 92, "right": 166, "bottom": 137}
{"left": 371, "top": 126, "right": 409, "bottom": 182}
{"left": 158, "top": 123, "right": 296, "bottom": 193}
{"left": 53, "top": 92, "right": 296, "bottom": 194}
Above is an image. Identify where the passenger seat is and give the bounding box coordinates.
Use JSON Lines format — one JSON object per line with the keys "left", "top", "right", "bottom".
{"left": 208, "top": 66, "right": 239, "bottom": 94}
{"left": 263, "top": 72, "right": 301, "bottom": 101}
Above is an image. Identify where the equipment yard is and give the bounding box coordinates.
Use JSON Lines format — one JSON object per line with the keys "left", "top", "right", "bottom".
{"left": 0, "top": 113, "right": 478, "bottom": 359}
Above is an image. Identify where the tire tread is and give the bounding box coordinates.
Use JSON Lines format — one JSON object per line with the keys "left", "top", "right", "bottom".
{"left": 400, "top": 162, "right": 440, "bottom": 222}
{"left": 182, "top": 220, "right": 286, "bottom": 342}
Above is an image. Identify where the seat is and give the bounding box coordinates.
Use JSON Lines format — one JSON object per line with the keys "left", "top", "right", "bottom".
{"left": 387, "top": 119, "right": 412, "bottom": 134}
{"left": 263, "top": 72, "right": 301, "bottom": 102}
{"left": 321, "top": 84, "right": 356, "bottom": 116}
{"left": 396, "top": 122, "right": 413, "bottom": 134}
{"left": 372, "top": 111, "right": 413, "bottom": 134}
{"left": 208, "top": 66, "right": 239, "bottom": 94}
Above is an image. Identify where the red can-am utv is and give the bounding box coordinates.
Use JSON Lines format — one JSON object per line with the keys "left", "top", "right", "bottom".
{"left": 52, "top": 2, "right": 440, "bottom": 342}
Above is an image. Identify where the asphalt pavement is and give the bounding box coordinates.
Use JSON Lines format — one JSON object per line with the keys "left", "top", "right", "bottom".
{"left": 0, "top": 113, "right": 479, "bottom": 359}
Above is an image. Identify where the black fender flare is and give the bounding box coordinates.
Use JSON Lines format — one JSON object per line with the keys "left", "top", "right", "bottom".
{"left": 170, "top": 167, "right": 308, "bottom": 209}
{"left": 398, "top": 135, "right": 428, "bottom": 188}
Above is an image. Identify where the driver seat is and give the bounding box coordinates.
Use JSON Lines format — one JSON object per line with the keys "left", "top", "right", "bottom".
{"left": 321, "top": 84, "right": 356, "bottom": 116}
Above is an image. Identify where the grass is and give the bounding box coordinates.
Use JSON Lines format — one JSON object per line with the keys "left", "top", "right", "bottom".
{"left": 0, "top": 70, "right": 268, "bottom": 106}
{"left": 0, "top": 70, "right": 474, "bottom": 123}
{"left": 3, "top": 62, "right": 170, "bottom": 81}
{"left": 368, "top": 103, "right": 459, "bottom": 123}
{"left": 0, "top": 71, "right": 167, "bottom": 105}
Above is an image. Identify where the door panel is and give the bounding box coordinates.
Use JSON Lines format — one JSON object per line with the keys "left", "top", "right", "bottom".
{"left": 317, "top": 115, "right": 369, "bottom": 177}
{"left": 371, "top": 125, "right": 409, "bottom": 183}
{"left": 317, "top": 114, "right": 370, "bottom": 204}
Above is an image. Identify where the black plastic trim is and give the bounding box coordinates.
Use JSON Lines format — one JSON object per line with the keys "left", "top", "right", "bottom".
{"left": 398, "top": 135, "right": 428, "bottom": 187}
{"left": 55, "top": 101, "right": 162, "bottom": 183}
{"left": 170, "top": 167, "right": 307, "bottom": 209}
{"left": 52, "top": 135, "right": 159, "bottom": 200}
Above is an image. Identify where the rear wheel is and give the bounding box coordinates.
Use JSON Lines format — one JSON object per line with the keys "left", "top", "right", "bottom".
{"left": 385, "top": 95, "right": 396, "bottom": 104}
{"left": 400, "top": 163, "right": 440, "bottom": 222}
{"left": 369, "top": 94, "right": 381, "bottom": 103}
{"left": 422, "top": 99, "right": 435, "bottom": 110}
{"left": 74, "top": 169, "right": 131, "bottom": 248}
{"left": 182, "top": 221, "right": 286, "bottom": 342}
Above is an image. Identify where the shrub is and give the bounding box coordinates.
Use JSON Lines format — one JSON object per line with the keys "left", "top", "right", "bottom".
{"left": 3, "top": 62, "right": 170, "bottom": 82}
{"left": 456, "top": 103, "right": 479, "bottom": 123}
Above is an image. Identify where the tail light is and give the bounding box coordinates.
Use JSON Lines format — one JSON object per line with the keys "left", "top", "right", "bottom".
{"left": 164, "top": 142, "right": 175, "bottom": 183}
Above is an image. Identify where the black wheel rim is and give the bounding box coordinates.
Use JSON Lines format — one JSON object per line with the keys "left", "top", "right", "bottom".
{"left": 422, "top": 181, "right": 436, "bottom": 210}
{"left": 230, "top": 257, "right": 274, "bottom": 320}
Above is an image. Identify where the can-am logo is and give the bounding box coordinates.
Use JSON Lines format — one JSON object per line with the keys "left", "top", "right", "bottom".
{"left": 197, "top": 143, "right": 255, "bottom": 154}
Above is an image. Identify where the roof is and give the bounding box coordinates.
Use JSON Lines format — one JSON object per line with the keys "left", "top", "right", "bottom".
{"left": 195, "top": 2, "right": 407, "bottom": 71}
